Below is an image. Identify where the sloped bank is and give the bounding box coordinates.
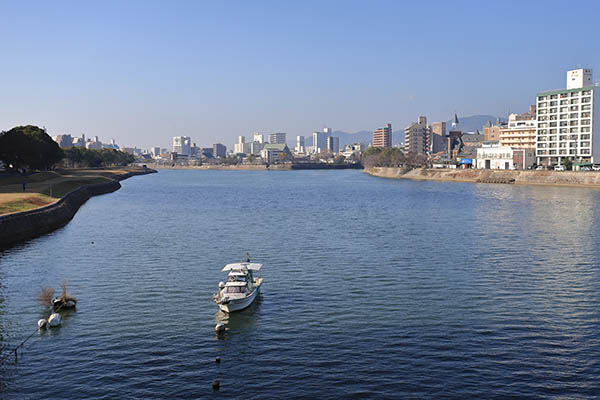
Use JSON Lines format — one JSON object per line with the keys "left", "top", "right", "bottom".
{"left": 0, "top": 169, "right": 156, "bottom": 248}
{"left": 365, "top": 167, "right": 600, "bottom": 188}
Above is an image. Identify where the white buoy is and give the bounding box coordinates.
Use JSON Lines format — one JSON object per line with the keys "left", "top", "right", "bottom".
{"left": 215, "top": 322, "right": 225, "bottom": 333}
{"left": 37, "top": 319, "right": 47, "bottom": 329}
{"left": 48, "top": 313, "right": 62, "bottom": 327}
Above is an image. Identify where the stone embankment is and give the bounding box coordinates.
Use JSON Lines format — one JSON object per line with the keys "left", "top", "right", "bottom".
{"left": 0, "top": 168, "right": 156, "bottom": 248}
{"left": 365, "top": 167, "right": 600, "bottom": 188}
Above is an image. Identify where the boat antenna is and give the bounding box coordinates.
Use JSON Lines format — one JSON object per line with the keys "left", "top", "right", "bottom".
{"left": 245, "top": 252, "right": 250, "bottom": 263}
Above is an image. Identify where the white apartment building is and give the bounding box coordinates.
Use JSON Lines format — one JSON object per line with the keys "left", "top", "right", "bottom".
{"left": 536, "top": 69, "right": 599, "bottom": 166}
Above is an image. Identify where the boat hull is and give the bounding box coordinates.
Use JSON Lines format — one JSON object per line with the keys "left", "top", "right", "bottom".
{"left": 218, "top": 285, "right": 260, "bottom": 313}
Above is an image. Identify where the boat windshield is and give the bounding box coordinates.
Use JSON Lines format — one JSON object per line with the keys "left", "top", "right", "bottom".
{"left": 224, "top": 285, "right": 246, "bottom": 294}
{"left": 228, "top": 274, "right": 247, "bottom": 282}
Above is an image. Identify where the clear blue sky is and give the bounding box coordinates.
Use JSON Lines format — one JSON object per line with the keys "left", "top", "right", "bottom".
{"left": 1, "top": 0, "right": 599, "bottom": 149}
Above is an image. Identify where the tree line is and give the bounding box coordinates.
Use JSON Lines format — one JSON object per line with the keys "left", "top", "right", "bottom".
{"left": 361, "top": 147, "right": 429, "bottom": 169}
{"left": 0, "top": 125, "right": 134, "bottom": 172}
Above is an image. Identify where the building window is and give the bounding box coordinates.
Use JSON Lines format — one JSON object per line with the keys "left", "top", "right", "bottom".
{"left": 581, "top": 141, "right": 590, "bottom": 147}
{"left": 570, "top": 149, "right": 577, "bottom": 154}
{"left": 551, "top": 101, "right": 558, "bottom": 106}
{"left": 561, "top": 93, "right": 569, "bottom": 98}
{"left": 560, "top": 128, "right": 568, "bottom": 133}
{"left": 581, "top": 119, "right": 590, "bottom": 125}
{"left": 582, "top": 134, "right": 590, "bottom": 139}
{"left": 582, "top": 127, "right": 590, "bottom": 133}
{"left": 582, "top": 149, "right": 590, "bottom": 155}
{"left": 569, "top": 113, "right": 578, "bottom": 119}
{"left": 560, "top": 100, "right": 569, "bottom": 105}
{"left": 551, "top": 94, "right": 558, "bottom": 99}
{"left": 570, "top": 99, "right": 579, "bottom": 104}
{"left": 559, "top": 149, "right": 567, "bottom": 155}
{"left": 560, "top": 114, "right": 568, "bottom": 119}
{"left": 560, "top": 135, "right": 568, "bottom": 140}
{"left": 550, "top": 122, "right": 558, "bottom": 127}
{"left": 569, "top": 105, "right": 579, "bottom": 111}
{"left": 538, "top": 96, "right": 547, "bottom": 101}
{"left": 538, "top": 150, "right": 547, "bottom": 155}
{"left": 569, "top": 128, "right": 578, "bottom": 133}
{"left": 582, "top": 97, "right": 591, "bottom": 103}
{"left": 539, "top": 102, "right": 547, "bottom": 107}
{"left": 570, "top": 92, "right": 579, "bottom": 97}
{"left": 582, "top": 104, "right": 591, "bottom": 111}
{"left": 569, "top": 121, "right": 578, "bottom": 126}
{"left": 559, "top": 121, "right": 567, "bottom": 127}
{"left": 582, "top": 90, "right": 591, "bottom": 95}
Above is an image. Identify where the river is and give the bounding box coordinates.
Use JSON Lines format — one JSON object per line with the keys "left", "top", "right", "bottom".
{"left": 1, "top": 169, "right": 600, "bottom": 398}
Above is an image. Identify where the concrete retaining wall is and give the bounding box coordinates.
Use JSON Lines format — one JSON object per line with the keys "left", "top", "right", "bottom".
{"left": 0, "top": 169, "right": 156, "bottom": 248}
{"left": 365, "top": 167, "right": 600, "bottom": 188}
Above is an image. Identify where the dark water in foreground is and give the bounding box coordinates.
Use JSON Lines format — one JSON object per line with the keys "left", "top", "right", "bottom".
{"left": 1, "top": 170, "right": 600, "bottom": 399}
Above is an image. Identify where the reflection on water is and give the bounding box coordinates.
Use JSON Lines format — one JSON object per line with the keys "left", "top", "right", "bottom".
{"left": 214, "top": 295, "right": 263, "bottom": 338}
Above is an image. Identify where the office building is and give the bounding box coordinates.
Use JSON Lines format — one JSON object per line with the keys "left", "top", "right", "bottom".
{"left": 253, "top": 133, "right": 264, "bottom": 144}
{"left": 326, "top": 136, "right": 339, "bottom": 153}
{"left": 173, "top": 136, "right": 191, "bottom": 156}
{"left": 404, "top": 116, "right": 431, "bottom": 154}
{"left": 269, "top": 132, "right": 287, "bottom": 144}
{"left": 536, "top": 68, "right": 599, "bottom": 166}
{"left": 373, "top": 124, "right": 392, "bottom": 148}
{"left": 295, "top": 135, "right": 305, "bottom": 153}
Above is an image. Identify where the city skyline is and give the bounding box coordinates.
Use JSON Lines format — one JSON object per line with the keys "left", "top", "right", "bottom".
{"left": 1, "top": 1, "right": 599, "bottom": 149}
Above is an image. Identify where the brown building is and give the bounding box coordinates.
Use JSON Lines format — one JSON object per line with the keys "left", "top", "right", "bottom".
{"left": 373, "top": 123, "right": 392, "bottom": 148}
{"left": 431, "top": 122, "right": 447, "bottom": 153}
{"left": 483, "top": 119, "right": 505, "bottom": 142}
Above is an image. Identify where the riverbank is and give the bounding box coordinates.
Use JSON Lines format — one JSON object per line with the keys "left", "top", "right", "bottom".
{"left": 0, "top": 166, "right": 156, "bottom": 248}
{"left": 365, "top": 167, "right": 600, "bottom": 188}
{"left": 151, "top": 163, "right": 362, "bottom": 171}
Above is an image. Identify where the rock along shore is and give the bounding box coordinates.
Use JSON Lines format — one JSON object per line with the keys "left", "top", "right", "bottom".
{"left": 0, "top": 168, "right": 156, "bottom": 248}
{"left": 365, "top": 167, "right": 600, "bottom": 188}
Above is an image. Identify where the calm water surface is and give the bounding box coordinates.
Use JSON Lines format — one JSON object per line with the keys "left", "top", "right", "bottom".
{"left": 1, "top": 170, "right": 600, "bottom": 399}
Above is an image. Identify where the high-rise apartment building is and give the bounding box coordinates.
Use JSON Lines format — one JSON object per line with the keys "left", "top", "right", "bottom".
{"left": 404, "top": 116, "right": 431, "bottom": 154}
{"left": 536, "top": 69, "right": 599, "bottom": 166}
{"left": 213, "top": 143, "right": 226, "bottom": 158}
{"left": 269, "top": 132, "right": 287, "bottom": 144}
{"left": 499, "top": 105, "right": 536, "bottom": 149}
{"left": 173, "top": 136, "right": 191, "bottom": 156}
{"left": 373, "top": 124, "right": 392, "bottom": 148}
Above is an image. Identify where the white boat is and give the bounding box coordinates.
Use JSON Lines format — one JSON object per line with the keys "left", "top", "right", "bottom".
{"left": 213, "top": 259, "right": 263, "bottom": 313}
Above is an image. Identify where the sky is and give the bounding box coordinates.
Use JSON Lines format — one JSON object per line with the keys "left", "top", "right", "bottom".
{"left": 1, "top": 0, "right": 599, "bottom": 149}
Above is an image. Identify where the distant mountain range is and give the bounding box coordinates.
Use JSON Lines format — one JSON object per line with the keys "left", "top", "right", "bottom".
{"left": 301, "top": 115, "right": 504, "bottom": 148}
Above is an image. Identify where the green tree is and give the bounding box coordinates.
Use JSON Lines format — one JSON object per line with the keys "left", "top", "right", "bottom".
{"left": 562, "top": 157, "right": 573, "bottom": 171}
{"left": 0, "top": 125, "right": 64, "bottom": 171}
